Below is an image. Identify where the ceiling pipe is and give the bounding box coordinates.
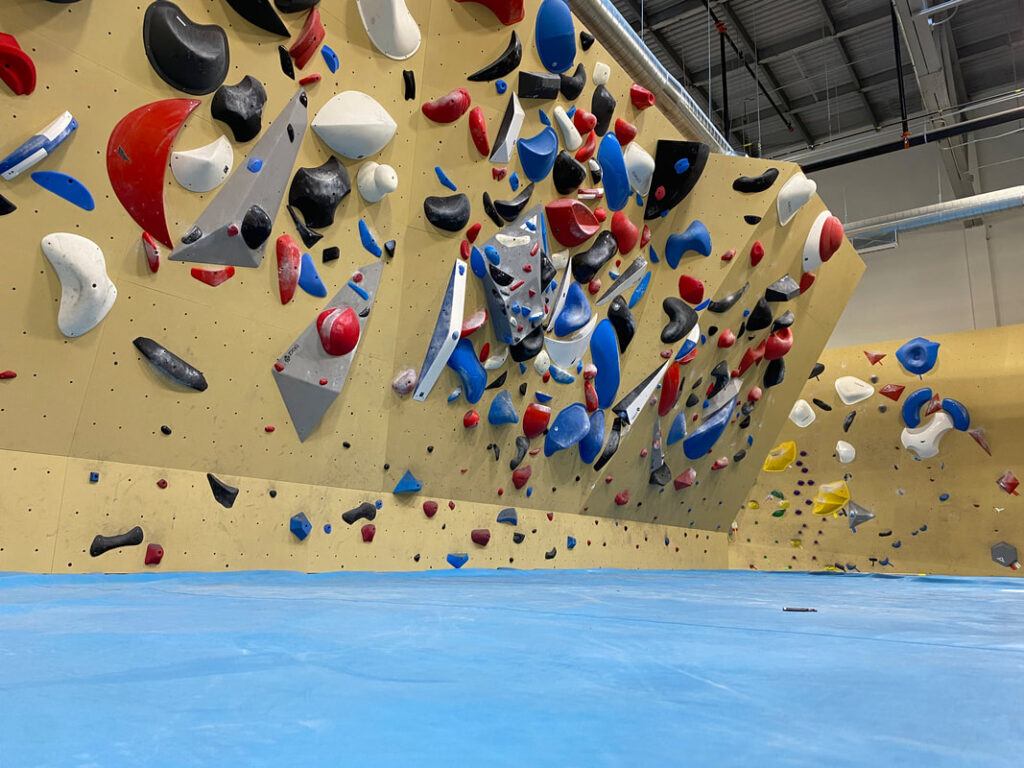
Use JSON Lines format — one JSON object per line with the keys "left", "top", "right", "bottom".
{"left": 844, "top": 186, "right": 1024, "bottom": 239}
{"left": 567, "top": 0, "right": 737, "bottom": 154}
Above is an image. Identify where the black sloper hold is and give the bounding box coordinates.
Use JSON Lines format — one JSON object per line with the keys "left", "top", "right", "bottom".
{"left": 510, "top": 325, "right": 544, "bottom": 362}
{"left": 133, "top": 337, "right": 208, "bottom": 391}
{"left": 144, "top": 0, "right": 230, "bottom": 96}
{"left": 812, "top": 398, "right": 832, "bottom": 412}
{"left": 772, "top": 310, "right": 795, "bottom": 331}
{"left": 211, "top": 75, "right": 267, "bottom": 142}
{"left": 518, "top": 382, "right": 528, "bottom": 396}
{"left": 0, "top": 194, "right": 15, "bottom": 216}
{"left": 486, "top": 371, "right": 508, "bottom": 390}
{"left": 287, "top": 205, "right": 323, "bottom": 248}
{"left": 90, "top": 526, "right": 144, "bottom": 557}
{"left": 707, "top": 282, "right": 749, "bottom": 313}
{"left": 540, "top": 250, "right": 556, "bottom": 292}
{"left": 322, "top": 246, "right": 340, "bottom": 263}
{"left": 809, "top": 362, "right": 825, "bottom": 379}
{"left": 650, "top": 462, "right": 672, "bottom": 487}
{"left": 288, "top": 157, "right": 351, "bottom": 229}
{"left": 738, "top": 415, "right": 751, "bottom": 429}
{"left": 763, "top": 358, "right": 786, "bottom": 389}
{"left": 732, "top": 167, "right": 779, "bottom": 193}
{"left": 278, "top": 44, "right": 295, "bottom": 79}
{"left": 843, "top": 411, "right": 856, "bottom": 433}
{"left": 706, "top": 360, "right": 730, "bottom": 399}
{"left": 482, "top": 191, "right": 503, "bottom": 227}
{"left": 182, "top": 226, "right": 202, "bottom": 244}
{"left": 591, "top": 84, "right": 616, "bottom": 136}
{"left": 489, "top": 264, "right": 514, "bottom": 287}
{"left": 589, "top": 160, "right": 602, "bottom": 185}
{"left": 660, "top": 297, "right": 699, "bottom": 343}
{"left": 571, "top": 230, "right": 617, "bottom": 283}
{"left": 513, "top": 531, "right": 526, "bottom": 544}
{"left": 275, "top": 0, "right": 317, "bottom": 10}
{"left": 424, "top": 193, "right": 471, "bottom": 232}
{"left": 559, "top": 62, "right": 586, "bottom": 100}
{"left": 744, "top": 215, "right": 762, "bottom": 225}
{"left": 580, "top": 30, "right": 595, "bottom": 51}
{"left": 643, "top": 141, "right": 710, "bottom": 221}
{"left": 207, "top": 473, "right": 239, "bottom": 508}
{"left": 593, "top": 416, "right": 622, "bottom": 472}
{"left": 241, "top": 204, "right": 272, "bottom": 249}
{"left": 733, "top": 449, "right": 747, "bottom": 463}
{"left": 685, "top": 392, "right": 699, "bottom": 408}
{"left": 518, "top": 71, "right": 561, "bottom": 99}
{"left": 553, "top": 150, "right": 586, "bottom": 194}
{"left": 607, "top": 296, "right": 635, "bottom": 353}
{"left": 707, "top": 326, "right": 718, "bottom": 336}
{"left": 745, "top": 297, "right": 773, "bottom": 332}
{"left": 765, "top": 274, "right": 801, "bottom": 302}
{"left": 342, "top": 502, "right": 377, "bottom": 525}
{"left": 545, "top": 547, "right": 557, "bottom": 559}
{"left": 223, "top": 0, "right": 288, "bottom": 36}
{"left": 403, "top": 70, "right": 416, "bottom": 101}
{"left": 384, "top": 240, "right": 396, "bottom": 259}
{"left": 493, "top": 182, "right": 534, "bottom": 222}
{"left": 468, "top": 31, "right": 522, "bottom": 82}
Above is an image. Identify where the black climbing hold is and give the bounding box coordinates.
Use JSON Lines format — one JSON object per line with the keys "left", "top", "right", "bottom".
{"left": 513, "top": 531, "right": 526, "bottom": 544}
{"left": 181, "top": 226, "right": 202, "bottom": 245}
{"left": 737, "top": 321, "right": 746, "bottom": 336}
{"left": 322, "top": 246, "right": 340, "bottom": 263}
{"left": 342, "top": 502, "right": 377, "bottom": 525}
{"left": 843, "top": 411, "right": 856, "bottom": 432}
{"left": 287, "top": 124, "right": 295, "bottom": 143}
{"left": 571, "top": 230, "right": 617, "bottom": 283}
{"left": 744, "top": 215, "right": 762, "bottom": 225}
{"left": 269, "top": 489, "right": 277, "bottom": 498}
{"left": 144, "top": 0, "right": 230, "bottom": 96}
{"left": 343, "top": 441, "right": 352, "bottom": 448}
{"left": 287, "top": 205, "right": 323, "bottom": 248}
{"left": 812, "top": 398, "right": 832, "bottom": 412}
{"left": 553, "top": 150, "right": 587, "bottom": 194}
{"left": 510, "top": 435, "right": 529, "bottom": 470}
{"left": 772, "top": 310, "right": 795, "bottom": 331}
{"left": 486, "top": 443, "right": 500, "bottom": 461}
{"left": 424, "top": 193, "right": 471, "bottom": 232}
{"left": 591, "top": 84, "right": 616, "bottom": 136}
{"left": 580, "top": 30, "right": 595, "bottom": 50}
{"left": 732, "top": 168, "right": 779, "bottom": 193}
{"left": 468, "top": 31, "right": 522, "bottom": 82}
{"left": 223, "top": 0, "right": 288, "bottom": 36}
{"left": 733, "top": 449, "right": 747, "bottom": 463}
{"left": 494, "top": 183, "right": 535, "bottom": 222}
{"left": 486, "top": 371, "right": 508, "bottom": 390}
{"left": 685, "top": 393, "right": 699, "bottom": 408}
{"left": 706, "top": 360, "right": 730, "bottom": 399}
{"left": 241, "top": 204, "right": 272, "bottom": 249}
{"left": 518, "top": 382, "right": 528, "bottom": 396}
{"left": 690, "top": 377, "right": 703, "bottom": 391}
{"left": 738, "top": 415, "right": 751, "bottom": 429}
{"left": 427, "top": 445, "right": 435, "bottom": 453}
{"left": 745, "top": 297, "right": 773, "bottom": 332}
{"left": 607, "top": 296, "right": 635, "bottom": 353}
{"left": 414, "top": 553, "right": 421, "bottom": 562}
{"left": 133, "top": 337, "right": 208, "bottom": 391}
{"left": 211, "top": 75, "right": 267, "bottom": 142}
{"left": 489, "top": 264, "right": 514, "bottom": 287}
{"left": 383, "top": 240, "right": 396, "bottom": 259}
{"left": 207, "top": 472, "right": 239, "bottom": 508}
{"left": 763, "top": 358, "right": 785, "bottom": 389}
{"left": 545, "top": 547, "right": 557, "bottom": 559}
{"left": 90, "top": 526, "right": 144, "bottom": 557}
{"left": 650, "top": 462, "right": 672, "bottom": 487}
{"left": 765, "top": 274, "right": 801, "bottom": 302}
{"left": 741, "top": 401, "right": 756, "bottom": 416}
{"left": 878, "top": 405, "right": 888, "bottom": 413}
{"left": 809, "top": 363, "right": 825, "bottom": 379}
{"left": 0, "top": 194, "right": 15, "bottom": 216}
{"left": 482, "top": 191, "right": 504, "bottom": 227}
{"left": 707, "top": 282, "right": 749, "bottom": 314}
{"left": 518, "top": 71, "right": 560, "bottom": 99}
{"left": 660, "top": 297, "right": 699, "bottom": 343}
{"left": 403, "top": 69, "right": 416, "bottom": 101}
{"left": 559, "top": 63, "right": 586, "bottom": 100}
{"left": 278, "top": 45, "right": 294, "bottom": 79}
{"left": 540, "top": 250, "right": 556, "bottom": 292}
{"left": 870, "top": 375, "right": 879, "bottom": 384}
{"left": 643, "top": 141, "right": 710, "bottom": 220}
{"left": 593, "top": 416, "right": 622, "bottom": 472}
{"left": 707, "top": 326, "right": 718, "bottom": 337}
{"left": 589, "top": 161, "right": 602, "bottom": 185}
{"left": 274, "top": 0, "right": 317, "bottom": 10}
{"left": 160, "top": 425, "right": 172, "bottom": 435}
{"left": 510, "top": 325, "right": 544, "bottom": 362}
{"left": 289, "top": 157, "right": 351, "bottom": 229}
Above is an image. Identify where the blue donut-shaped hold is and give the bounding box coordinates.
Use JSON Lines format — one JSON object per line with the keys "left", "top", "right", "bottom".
{"left": 896, "top": 336, "right": 940, "bottom": 375}
{"left": 901, "top": 387, "right": 933, "bottom": 428}
{"left": 941, "top": 398, "right": 970, "bottom": 431}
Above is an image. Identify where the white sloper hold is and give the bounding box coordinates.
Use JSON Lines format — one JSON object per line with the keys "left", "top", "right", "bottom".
{"left": 313, "top": 91, "right": 398, "bottom": 160}
{"left": 489, "top": 92, "right": 525, "bottom": 164}
{"left": 483, "top": 343, "right": 508, "bottom": 370}
{"left": 835, "top": 375, "right": 874, "bottom": 405}
{"left": 623, "top": 142, "right": 654, "bottom": 197}
{"left": 553, "top": 105, "right": 582, "bottom": 151}
{"left": 836, "top": 440, "right": 856, "bottom": 463}
{"left": 545, "top": 314, "right": 598, "bottom": 370}
{"left": 777, "top": 172, "right": 816, "bottom": 226}
{"left": 532, "top": 348, "right": 552, "bottom": 376}
{"left": 41, "top": 233, "right": 117, "bottom": 337}
{"left": 356, "top": 0, "right": 421, "bottom": 61}
{"left": 593, "top": 61, "right": 611, "bottom": 86}
{"left": 789, "top": 398, "right": 816, "bottom": 428}
{"left": 357, "top": 161, "right": 399, "bottom": 203}
{"left": 170, "top": 135, "right": 233, "bottom": 193}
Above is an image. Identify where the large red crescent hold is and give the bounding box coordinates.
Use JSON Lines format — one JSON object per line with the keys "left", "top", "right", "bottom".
{"left": 0, "top": 33, "right": 36, "bottom": 95}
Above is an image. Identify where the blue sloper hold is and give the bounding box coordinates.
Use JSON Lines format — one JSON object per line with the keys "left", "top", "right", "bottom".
{"left": 497, "top": 508, "right": 518, "bottom": 525}
{"left": 298, "top": 252, "right": 327, "bottom": 297}
{"left": 578, "top": 408, "right": 605, "bottom": 464}
{"left": 247, "top": 158, "right": 263, "bottom": 172}
{"left": 544, "top": 402, "right": 590, "bottom": 456}
{"left": 665, "top": 220, "right": 711, "bottom": 268}
{"left": 896, "top": 336, "right": 940, "bottom": 376}
{"left": 942, "top": 398, "right": 970, "bottom": 431}
{"left": 683, "top": 394, "right": 737, "bottom": 460}
{"left": 548, "top": 365, "right": 574, "bottom": 384}
{"left": 290, "top": 512, "right": 312, "bottom": 541}
{"left": 649, "top": 244, "right": 659, "bottom": 264}
{"left": 321, "top": 45, "right": 339, "bottom": 73}
{"left": 359, "top": 219, "right": 382, "bottom": 258}
{"left": 517, "top": 127, "right": 559, "bottom": 183}
{"left": 567, "top": 536, "right": 576, "bottom": 549}
{"left": 538, "top": 109, "right": 551, "bottom": 126}
{"left": 510, "top": 171, "right": 520, "bottom": 191}
{"left": 488, "top": 390, "right": 519, "bottom": 425}
{"left": 535, "top": 391, "right": 553, "bottom": 403}
{"left": 535, "top": 0, "right": 576, "bottom": 74}
{"left": 666, "top": 411, "right": 687, "bottom": 446}
{"left": 628, "top": 270, "right": 651, "bottom": 309}
{"left": 446, "top": 337, "right": 487, "bottom": 404}
{"left": 470, "top": 246, "right": 486, "bottom": 278}
{"left": 597, "top": 133, "right": 631, "bottom": 211}
{"left": 447, "top": 552, "right": 469, "bottom": 568}
{"left": 590, "top": 319, "right": 620, "bottom": 409}
{"left": 496, "top": 79, "right": 507, "bottom": 94}
{"left": 553, "top": 281, "right": 591, "bottom": 337}
{"left": 31, "top": 171, "right": 95, "bottom": 211}
{"left": 484, "top": 245, "right": 501, "bottom": 266}
{"left": 902, "top": 387, "right": 933, "bottom": 428}
{"left": 435, "top": 166, "right": 457, "bottom": 191}
{"left": 393, "top": 469, "right": 423, "bottom": 494}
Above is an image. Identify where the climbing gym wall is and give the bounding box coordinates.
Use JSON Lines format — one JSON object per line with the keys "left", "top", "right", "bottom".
{"left": 730, "top": 324, "right": 1024, "bottom": 576}
{"left": 0, "top": 0, "right": 861, "bottom": 573}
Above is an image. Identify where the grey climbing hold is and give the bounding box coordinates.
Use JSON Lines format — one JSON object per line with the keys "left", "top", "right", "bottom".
{"left": 847, "top": 501, "right": 875, "bottom": 531}
{"left": 133, "top": 337, "right": 208, "bottom": 391}
{"left": 207, "top": 472, "right": 239, "bottom": 508}
{"left": 481, "top": 205, "right": 547, "bottom": 348}
{"left": 765, "top": 274, "right": 801, "bottom": 302}
{"left": 649, "top": 415, "right": 671, "bottom": 486}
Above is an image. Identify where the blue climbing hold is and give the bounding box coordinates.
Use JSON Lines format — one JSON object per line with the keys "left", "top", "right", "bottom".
{"left": 89, "top": 472, "right": 99, "bottom": 483}
{"left": 628, "top": 271, "right": 652, "bottom": 309}
{"left": 544, "top": 402, "right": 590, "bottom": 456}
{"left": 375, "top": 499, "right": 384, "bottom": 509}
{"left": 496, "top": 79, "right": 507, "bottom": 94}
{"left": 901, "top": 387, "right": 933, "bottom": 428}
{"left": 31, "top": 171, "right": 95, "bottom": 211}
{"left": 896, "top": 336, "right": 940, "bottom": 376}
{"left": 488, "top": 389, "right": 519, "bottom": 425}
{"left": 359, "top": 219, "right": 382, "bottom": 258}
{"left": 649, "top": 244, "right": 660, "bottom": 264}
{"left": 298, "top": 252, "right": 327, "bottom": 297}
{"left": 324, "top": 523, "right": 332, "bottom": 534}
{"left": 535, "top": 391, "right": 553, "bottom": 403}
{"left": 497, "top": 508, "right": 518, "bottom": 525}
{"left": 942, "top": 398, "right": 970, "bottom": 430}
{"left": 509, "top": 171, "right": 520, "bottom": 191}
{"left": 435, "top": 166, "right": 457, "bottom": 191}
{"left": 470, "top": 245, "right": 486, "bottom": 278}
{"left": 548, "top": 365, "right": 575, "bottom": 384}
{"left": 538, "top": 109, "right": 551, "bottom": 127}
{"left": 665, "top": 220, "right": 711, "bottom": 268}
{"left": 590, "top": 319, "right": 620, "bottom": 409}
{"left": 694, "top": 298, "right": 710, "bottom": 312}
{"left": 484, "top": 245, "right": 501, "bottom": 266}
{"left": 393, "top": 469, "right": 423, "bottom": 494}
{"left": 567, "top": 536, "right": 576, "bottom": 549}
{"left": 683, "top": 395, "right": 737, "bottom": 460}
{"left": 447, "top": 552, "right": 469, "bottom": 568}
{"left": 535, "top": 0, "right": 576, "bottom": 73}
{"left": 290, "top": 512, "right": 312, "bottom": 541}
{"left": 597, "top": 133, "right": 630, "bottom": 211}
{"left": 246, "top": 157, "right": 263, "bottom": 172}
{"left": 348, "top": 281, "right": 370, "bottom": 300}
{"left": 321, "top": 45, "right": 339, "bottom": 73}
{"left": 517, "top": 127, "right": 559, "bottom": 183}
{"left": 553, "top": 281, "right": 591, "bottom": 336}
{"left": 674, "top": 157, "right": 691, "bottom": 174}
{"left": 446, "top": 337, "right": 487, "bottom": 404}
{"left": 666, "top": 411, "right": 687, "bottom": 446}
{"left": 578, "top": 408, "right": 605, "bottom": 464}
{"left": 447, "top": 389, "right": 462, "bottom": 403}
{"left": 939, "top": 493, "right": 950, "bottom": 502}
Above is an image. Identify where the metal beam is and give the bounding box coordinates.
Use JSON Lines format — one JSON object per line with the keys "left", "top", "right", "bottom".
{"left": 636, "top": 0, "right": 705, "bottom": 31}
{"left": 814, "top": 0, "right": 880, "bottom": 127}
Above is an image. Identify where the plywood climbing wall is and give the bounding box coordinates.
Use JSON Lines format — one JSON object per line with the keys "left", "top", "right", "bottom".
{"left": 0, "top": 0, "right": 861, "bottom": 573}
{"left": 730, "top": 324, "right": 1024, "bottom": 576}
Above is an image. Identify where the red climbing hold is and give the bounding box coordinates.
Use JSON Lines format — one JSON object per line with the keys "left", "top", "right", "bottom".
{"left": 924, "top": 392, "right": 943, "bottom": 416}
{"left": 584, "top": 380, "right": 599, "bottom": 412}
{"left": 468, "top": 106, "right": 490, "bottom": 156}
{"left": 467, "top": 222, "right": 482, "bottom": 243}
{"left": 512, "top": 465, "right": 532, "bottom": 489}
{"left": 799, "top": 271, "right": 816, "bottom": 293}
{"left": 276, "top": 234, "right": 301, "bottom": 304}
{"left": 721, "top": 249, "right": 735, "bottom": 262}
{"left": 750, "top": 241, "right": 765, "bottom": 267}
{"left": 819, "top": 215, "right": 844, "bottom": 263}
{"left": 573, "top": 109, "right": 597, "bottom": 135}
{"left": 0, "top": 370, "right": 16, "bottom": 380}
{"left": 299, "top": 73, "right": 321, "bottom": 86}
{"left": 156, "top": 479, "right": 168, "bottom": 489}
{"left": 471, "top": 528, "right": 491, "bottom": 546}
{"left": 639, "top": 225, "right": 652, "bottom": 249}
{"left": 191, "top": 266, "right": 235, "bottom": 287}
{"left": 639, "top": 448, "right": 649, "bottom": 458}
{"left": 319, "top": 378, "right": 329, "bottom": 386}
{"left": 747, "top": 386, "right": 762, "bottom": 402}
{"left": 493, "top": 167, "right": 508, "bottom": 181}
{"left": 455, "top": 0, "right": 525, "bottom": 25}
{"left": 460, "top": 239, "right": 471, "bottom": 260}
{"left": 997, "top": 470, "right": 1019, "bottom": 496}
{"left": 593, "top": 207, "right": 607, "bottom": 223}
{"left": 969, "top": 427, "right": 991, "bottom": 456}
{"left": 144, "top": 543, "right": 164, "bottom": 565}
{"left": 764, "top": 328, "right": 793, "bottom": 360}
{"left": 879, "top": 384, "right": 905, "bottom": 401}
{"left": 583, "top": 363, "right": 597, "bottom": 381}
{"left": 448, "top": 500, "right": 456, "bottom": 510}
{"left": 289, "top": 7, "right": 325, "bottom": 70}
{"left": 274, "top": 362, "right": 286, "bottom": 372}
{"left": 423, "top": 500, "right": 438, "bottom": 517}
{"left": 422, "top": 88, "right": 472, "bottom": 124}
{"left": 737, "top": 341, "right": 766, "bottom": 376}
{"left": 545, "top": 199, "right": 600, "bottom": 247}
{"left": 610, "top": 210, "right": 639, "bottom": 254}
{"left": 678, "top": 275, "right": 705, "bottom": 305}
{"left": 654, "top": 186, "right": 666, "bottom": 200}
{"left": 629, "top": 83, "right": 656, "bottom": 110}
{"left": 605, "top": 476, "right": 614, "bottom": 484}
{"left": 658, "top": 361, "right": 681, "bottom": 417}
{"left": 717, "top": 329, "right": 736, "bottom": 348}
{"left": 678, "top": 346, "right": 698, "bottom": 365}
{"left": 464, "top": 409, "right": 480, "bottom": 429}
{"left": 864, "top": 351, "right": 886, "bottom": 365}
{"left": 711, "top": 457, "right": 729, "bottom": 470}
{"left": 613, "top": 118, "right": 637, "bottom": 146}
{"left": 575, "top": 130, "right": 597, "bottom": 163}
{"left": 0, "top": 34, "right": 36, "bottom": 95}
{"left": 478, "top": 342, "right": 491, "bottom": 363}
{"left": 523, "top": 403, "right": 552, "bottom": 439}
{"left": 142, "top": 232, "right": 160, "bottom": 274}
{"left": 588, "top": 278, "right": 601, "bottom": 295}
{"left": 317, "top": 307, "right": 360, "bottom": 356}
{"left": 361, "top": 523, "right": 376, "bottom": 542}
{"left": 615, "top": 489, "right": 630, "bottom": 506}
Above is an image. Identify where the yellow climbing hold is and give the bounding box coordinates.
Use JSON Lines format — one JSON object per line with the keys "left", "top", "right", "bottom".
{"left": 812, "top": 480, "right": 851, "bottom": 516}
{"left": 790, "top": 538, "right": 803, "bottom": 548}
{"left": 763, "top": 441, "right": 797, "bottom": 472}
{"left": 747, "top": 500, "right": 760, "bottom": 509}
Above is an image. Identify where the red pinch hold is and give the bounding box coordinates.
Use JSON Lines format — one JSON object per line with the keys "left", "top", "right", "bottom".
{"left": 610, "top": 210, "right": 639, "bottom": 254}
{"left": 289, "top": 7, "right": 325, "bottom": 70}
{"left": 468, "top": 106, "right": 490, "bottom": 156}
{"left": 575, "top": 130, "right": 597, "bottom": 163}
{"left": 0, "top": 34, "right": 37, "bottom": 95}
{"left": 422, "top": 88, "right": 472, "bottom": 123}
{"left": 191, "top": 266, "right": 235, "bottom": 286}
{"left": 629, "top": 83, "right": 655, "bottom": 110}
{"left": 276, "top": 234, "right": 301, "bottom": 304}
{"left": 573, "top": 109, "right": 597, "bottom": 135}
{"left": 142, "top": 232, "right": 160, "bottom": 274}
{"left": 750, "top": 240, "right": 764, "bottom": 267}
{"left": 613, "top": 118, "right": 637, "bottom": 146}
{"left": 657, "top": 361, "right": 681, "bottom": 417}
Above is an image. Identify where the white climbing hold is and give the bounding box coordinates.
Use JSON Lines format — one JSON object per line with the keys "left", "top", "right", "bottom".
{"left": 553, "top": 105, "right": 582, "bottom": 151}
{"left": 836, "top": 440, "right": 856, "bottom": 463}
{"left": 312, "top": 91, "right": 398, "bottom": 160}
{"left": 495, "top": 233, "right": 531, "bottom": 247}
{"left": 170, "top": 135, "right": 233, "bottom": 193}
{"left": 623, "top": 141, "right": 654, "bottom": 197}
{"left": 356, "top": 0, "right": 421, "bottom": 61}
{"left": 356, "top": 160, "right": 399, "bottom": 203}
{"left": 533, "top": 348, "right": 552, "bottom": 376}
{"left": 705, "top": 376, "right": 741, "bottom": 415}
{"left": 777, "top": 172, "right": 816, "bottom": 226}
{"left": 545, "top": 314, "right": 597, "bottom": 370}
{"left": 489, "top": 93, "right": 525, "bottom": 165}
{"left": 835, "top": 375, "right": 874, "bottom": 405}
{"left": 789, "top": 399, "right": 816, "bottom": 427}
{"left": 41, "top": 233, "right": 117, "bottom": 338}
{"left": 802, "top": 209, "right": 833, "bottom": 272}
{"left": 549, "top": 248, "right": 569, "bottom": 270}
{"left": 901, "top": 410, "right": 953, "bottom": 459}
{"left": 593, "top": 61, "right": 611, "bottom": 86}
{"left": 483, "top": 343, "right": 508, "bottom": 370}
{"left": 544, "top": 262, "right": 573, "bottom": 330}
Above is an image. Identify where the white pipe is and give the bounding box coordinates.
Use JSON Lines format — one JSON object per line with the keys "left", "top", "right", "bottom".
{"left": 844, "top": 186, "right": 1024, "bottom": 238}
{"left": 917, "top": 0, "right": 979, "bottom": 16}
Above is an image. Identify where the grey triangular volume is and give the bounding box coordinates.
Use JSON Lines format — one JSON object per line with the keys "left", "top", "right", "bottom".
{"left": 272, "top": 261, "right": 383, "bottom": 441}
{"left": 481, "top": 204, "right": 546, "bottom": 346}
{"left": 170, "top": 89, "right": 309, "bottom": 268}
{"left": 649, "top": 412, "right": 671, "bottom": 486}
